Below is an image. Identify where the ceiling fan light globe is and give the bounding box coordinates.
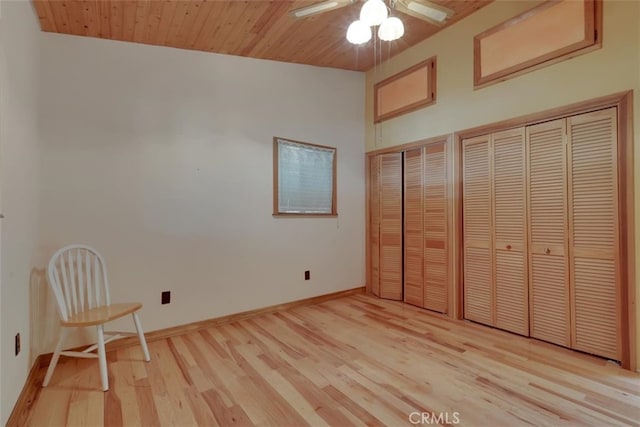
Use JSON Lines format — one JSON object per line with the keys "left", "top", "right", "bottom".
{"left": 378, "top": 17, "right": 404, "bottom": 41}
{"left": 360, "top": 0, "right": 388, "bottom": 26}
{"left": 346, "top": 20, "right": 372, "bottom": 44}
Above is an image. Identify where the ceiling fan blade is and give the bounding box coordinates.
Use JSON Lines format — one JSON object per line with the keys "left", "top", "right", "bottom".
{"left": 395, "top": 0, "right": 454, "bottom": 26}
{"left": 289, "top": 0, "right": 356, "bottom": 19}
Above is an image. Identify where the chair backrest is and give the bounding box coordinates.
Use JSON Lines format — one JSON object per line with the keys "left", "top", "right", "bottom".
{"left": 47, "top": 245, "right": 111, "bottom": 321}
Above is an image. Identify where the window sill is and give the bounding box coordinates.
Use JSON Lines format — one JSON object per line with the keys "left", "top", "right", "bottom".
{"left": 273, "top": 213, "right": 338, "bottom": 218}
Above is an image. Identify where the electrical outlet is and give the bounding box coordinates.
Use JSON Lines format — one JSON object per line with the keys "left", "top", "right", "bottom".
{"left": 15, "top": 333, "right": 20, "bottom": 356}
{"left": 161, "top": 291, "right": 171, "bottom": 304}
{"left": 304, "top": 270, "right": 310, "bottom": 280}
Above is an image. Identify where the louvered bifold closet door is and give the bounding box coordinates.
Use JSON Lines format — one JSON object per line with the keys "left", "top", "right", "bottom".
{"left": 463, "top": 136, "right": 493, "bottom": 325}
{"left": 370, "top": 156, "right": 381, "bottom": 297}
{"left": 567, "top": 108, "right": 621, "bottom": 360}
{"left": 404, "top": 148, "right": 423, "bottom": 307}
{"left": 424, "top": 143, "right": 447, "bottom": 313}
{"left": 527, "top": 119, "right": 570, "bottom": 347}
{"left": 380, "top": 152, "right": 403, "bottom": 300}
{"left": 493, "top": 129, "right": 528, "bottom": 335}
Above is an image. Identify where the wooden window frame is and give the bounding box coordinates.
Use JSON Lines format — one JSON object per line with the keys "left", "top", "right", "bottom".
{"left": 273, "top": 137, "right": 338, "bottom": 217}
{"left": 473, "top": 0, "right": 602, "bottom": 89}
{"left": 374, "top": 57, "right": 437, "bottom": 123}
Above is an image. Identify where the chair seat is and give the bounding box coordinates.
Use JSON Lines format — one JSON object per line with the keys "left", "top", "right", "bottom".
{"left": 62, "top": 303, "right": 142, "bottom": 327}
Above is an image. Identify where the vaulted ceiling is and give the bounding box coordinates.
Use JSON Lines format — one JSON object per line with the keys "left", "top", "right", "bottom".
{"left": 32, "top": 0, "right": 492, "bottom": 72}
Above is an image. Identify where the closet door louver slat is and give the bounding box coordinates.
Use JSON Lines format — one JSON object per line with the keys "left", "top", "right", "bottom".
{"left": 527, "top": 119, "right": 571, "bottom": 347}
{"left": 493, "top": 129, "right": 528, "bottom": 335}
{"left": 370, "top": 156, "right": 381, "bottom": 297}
{"left": 568, "top": 107, "right": 620, "bottom": 360}
{"left": 463, "top": 136, "right": 493, "bottom": 325}
{"left": 404, "top": 148, "right": 424, "bottom": 307}
{"left": 424, "top": 143, "right": 447, "bottom": 313}
{"left": 379, "top": 153, "right": 403, "bottom": 300}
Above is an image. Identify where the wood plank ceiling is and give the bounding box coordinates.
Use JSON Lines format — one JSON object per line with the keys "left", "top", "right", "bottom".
{"left": 32, "top": 0, "right": 491, "bottom": 72}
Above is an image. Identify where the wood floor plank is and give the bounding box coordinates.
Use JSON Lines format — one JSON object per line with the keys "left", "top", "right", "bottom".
{"left": 19, "top": 294, "right": 640, "bottom": 426}
{"left": 106, "top": 362, "right": 134, "bottom": 426}
{"left": 235, "top": 343, "right": 328, "bottom": 426}
{"left": 134, "top": 379, "right": 161, "bottom": 427}
{"left": 202, "top": 388, "right": 254, "bottom": 427}
{"left": 67, "top": 388, "right": 104, "bottom": 427}
{"left": 323, "top": 385, "right": 385, "bottom": 426}
{"left": 152, "top": 338, "right": 199, "bottom": 426}
{"left": 28, "top": 360, "right": 75, "bottom": 426}
{"left": 183, "top": 385, "right": 220, "bottom": 427}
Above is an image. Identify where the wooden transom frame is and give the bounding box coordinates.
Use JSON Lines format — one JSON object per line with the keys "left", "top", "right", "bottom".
{"left": 473, "top": 0, "right": 603, "bottom": 89}
{"left": 374, "top": 57, "right": 437, "bottom": 123}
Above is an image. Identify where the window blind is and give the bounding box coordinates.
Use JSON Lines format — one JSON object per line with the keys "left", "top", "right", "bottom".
{"left": 277, "top": 139, "right": 335, "bottom": 214}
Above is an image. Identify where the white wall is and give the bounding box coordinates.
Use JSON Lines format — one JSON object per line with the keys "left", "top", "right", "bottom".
{"left": 0, "top": 1, "right": 41, "bottom": 423}
{"left": 35, "top": 34, "right": 366, "bottom": 353}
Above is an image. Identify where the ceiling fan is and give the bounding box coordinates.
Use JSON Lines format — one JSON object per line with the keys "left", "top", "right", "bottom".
{"left": 289, "top": 0, "right": 454, "bottom": 44}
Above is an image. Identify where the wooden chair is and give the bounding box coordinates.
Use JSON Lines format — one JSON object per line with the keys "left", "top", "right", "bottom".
{"left": 43, "top": 244, "right": 150, "bottom": 391}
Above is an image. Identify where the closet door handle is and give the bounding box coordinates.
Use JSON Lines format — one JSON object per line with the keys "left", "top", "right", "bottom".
{"left": 506, "top": 244, "right": 512, "bottom": 250}
{"left": 545, "top": 248, "right": 551, "bottom": 255}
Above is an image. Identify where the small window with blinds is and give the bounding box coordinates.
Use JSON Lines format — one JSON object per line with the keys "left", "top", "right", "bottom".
{"left": 273, "top": 137, "right": 337, "bottom": 216}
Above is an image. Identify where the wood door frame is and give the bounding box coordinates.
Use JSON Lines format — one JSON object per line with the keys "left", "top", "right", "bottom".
{"left": 453, "top": 90, "right": 635, "bottom": 370}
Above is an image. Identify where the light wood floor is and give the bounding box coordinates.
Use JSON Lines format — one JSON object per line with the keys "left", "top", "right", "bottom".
{"left": 15, "top": 294, "right": 640, "bottom": 426}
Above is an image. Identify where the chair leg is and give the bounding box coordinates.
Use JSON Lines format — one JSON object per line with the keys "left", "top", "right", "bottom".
{"left": 132, "top": 312, "right": 150, "bottom": 362}
{"left": 43, "top": 328, "right": 69, "bottom": 387}
{"left": 96, "top": 324, "right": 109, "bottom": 391}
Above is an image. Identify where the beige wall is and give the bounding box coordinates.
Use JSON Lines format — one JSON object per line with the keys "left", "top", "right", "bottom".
{"left": 34, "top": 33, "right": 366, "bottom": 355}
{"left": 0, "top": 1, "right": 41, "bottom": 423}
{"left": 365, "top": 0, "right": 640, "bottom": 368}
